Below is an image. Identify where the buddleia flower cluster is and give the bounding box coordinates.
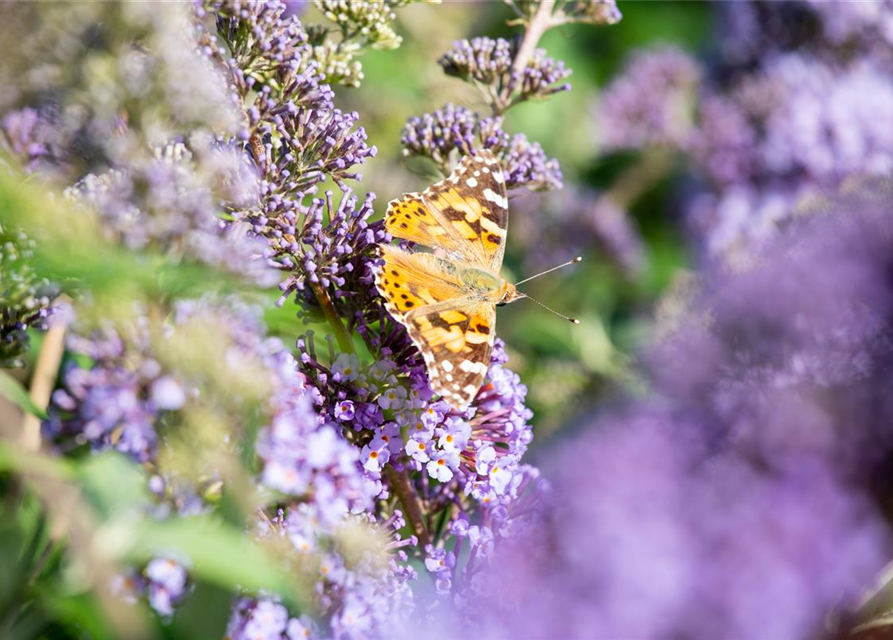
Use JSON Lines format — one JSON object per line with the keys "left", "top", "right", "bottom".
{"left": 400, "top": 0, "right": 622, "bottom": 189}
{"left": 595, "top": 0, "right": 893, "bottom": 257}
{"left": 401, "top": 104, "right": 562, "bottom": 190}
{"left": 438, "top": 37, "right": 572, "bottom": 114}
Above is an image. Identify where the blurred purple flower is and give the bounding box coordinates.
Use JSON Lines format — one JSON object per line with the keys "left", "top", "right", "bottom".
{"left": 597, "top": 46, "right": 701, "bottom": 151}
{"left": 448, "top": 184, "right": 893, "bottom": 640}
{"left": 512, "top": 186, "right": 644, "bottom": 276}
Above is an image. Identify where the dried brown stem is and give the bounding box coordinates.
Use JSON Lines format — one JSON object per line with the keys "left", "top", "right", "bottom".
{"left": 20, "top": 320, "right": 66, "bottom": 453}
{"left": 384, "top": 465, "right": 429, "bottom": 548}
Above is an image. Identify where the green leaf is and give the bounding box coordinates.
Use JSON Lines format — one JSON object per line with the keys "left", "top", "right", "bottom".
{"left": 0, "top": 443, "right": 74, "bottom": 482}
{"left": 126, "top": 517, "right": 299, "bottom": 607}
{"left": 76, "top": 452, "right": 151, "bottom": 519}
{"left": 0, "top": 371, "right": 46, "bottom": 420}
{"left": 168, "top": 581, "right": 232, "bottom": 640}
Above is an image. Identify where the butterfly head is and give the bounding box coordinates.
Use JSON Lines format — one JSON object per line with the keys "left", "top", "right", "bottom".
{"left": 496, "top": 281, "right": 524, "bottom": 307}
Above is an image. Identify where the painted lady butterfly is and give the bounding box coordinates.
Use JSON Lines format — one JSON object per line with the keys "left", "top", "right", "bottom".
{"left": 376, "top": 150, "right": 522, "bottom": 407}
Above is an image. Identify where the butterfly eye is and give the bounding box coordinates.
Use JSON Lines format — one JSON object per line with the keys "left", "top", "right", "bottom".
{"left": 496, "top": 302, "right": 506, "bottom": 307}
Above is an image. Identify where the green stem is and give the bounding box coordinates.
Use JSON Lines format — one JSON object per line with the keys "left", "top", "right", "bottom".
{"left": 309, "top": 279, "right": 354, "bottom": 354}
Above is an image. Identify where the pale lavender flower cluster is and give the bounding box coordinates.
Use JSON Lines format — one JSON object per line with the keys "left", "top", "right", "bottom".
{"left": 66, "top": 142, "right": 275, "bottom": 284}
{"left": 208, "top": 1, "right": 382, "bottom": 308}
{"left": 111, "top": 559, "right": 191, "bottom": 616}
{"left": 452, "top": 183, "right": 893, "bottom": 640}
{"left": 721, "top": 1, "right": 893, "bottom": 58}
{"left": 261, "top": 187, "right": 384, "bottom": 307}
{"left": 49, "top": 300, "right": 277, "bottom": 463}
{"left": 0, "top": 107, "right": 63, "bottom": 175}
{"left": 226, "top": 507, "right": 417, "bottom": 639}
{"left": 439, "top": 38, "right": 571, "bottom": 111}
{"left": 298, "top": 334, "right": 534, "bottom": 508}
{"left": 596, "top": 46, "right": 701, "bottom": 151}
{"left": 403, "top": 22, "right": 580, "bottom": 190}
{"left": 401, "top": 104, "right": 562, "bottom": 191}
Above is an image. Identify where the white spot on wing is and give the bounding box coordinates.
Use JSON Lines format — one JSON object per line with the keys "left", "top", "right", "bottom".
{"left": 483, "top": 188, "right": 508, "bottom": 209}
{"left": 466, "top": 177, "right": 478, "bottom": 188}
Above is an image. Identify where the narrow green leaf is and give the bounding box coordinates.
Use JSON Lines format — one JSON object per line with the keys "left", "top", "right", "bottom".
{"left": 0, "top": 370, "right": 47, "bottom": 420}
{"left": 128, "top": 517, "right": 297, "bottom": 604}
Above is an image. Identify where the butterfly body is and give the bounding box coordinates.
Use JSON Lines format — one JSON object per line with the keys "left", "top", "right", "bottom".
{"left": 376, "top": 150, "right": 516, "bottom": 407}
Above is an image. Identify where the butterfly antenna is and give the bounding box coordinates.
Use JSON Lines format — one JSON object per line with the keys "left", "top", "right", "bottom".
{"left": 516, "top": 292, "right": 580, "bottom": 324}
{"left": 514, "top": 256, "right": 582, "bottom": 286}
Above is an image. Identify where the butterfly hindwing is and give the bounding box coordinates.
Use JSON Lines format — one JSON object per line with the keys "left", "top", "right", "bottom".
{"left": 407, "top": 302, "right": 495, "bottom": 407}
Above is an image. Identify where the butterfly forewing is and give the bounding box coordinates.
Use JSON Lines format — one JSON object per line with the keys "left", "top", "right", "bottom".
{"left": 422, "top": 150, "right": 509, "bottom": 272}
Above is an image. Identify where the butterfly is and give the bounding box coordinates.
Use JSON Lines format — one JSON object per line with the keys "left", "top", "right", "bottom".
{"left": 375, "top": 149, "right": 524, "bottom": 407}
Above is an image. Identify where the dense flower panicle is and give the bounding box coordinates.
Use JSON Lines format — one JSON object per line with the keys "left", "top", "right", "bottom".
{"left": 496, "top": 132, "right": 563, "bottom": 191}
{"left": 563, "top": 0, "right": 623, "bottom": 25}
{"left": 400, "top": 104, "right": 478, "bottom": 169}
{"left": 596, "top": 47, "right": 701, "bottom": 151}
{"left": 400, "top": 105, "right": 562, "bottom": 191}
{"left": 720, "top": 0, "right": 893, "bottom": 61}
{"left": 226, "top": 509, "right": 417, "bottom": 640}
{"left": 736, "top": 55, "right": 893, "bottom": 181}
{"left": 0, "top": 3, "right": 242, "bottom": 181}
{"left": 439, "top": 38, "right": 514, "bottom": 86}
{"left": 255, "top": 387, "right": 372, "bottom": 524}
{"left": 507, "top": 0, "right": 622, "bottom": 26}
{"left": 65, "top": 141, "right": 275, "bottom": 285}
{"left": 210, "top": 0, "right": 336, "bottom": 113}
{"left": 0, "top": 107, "right": 64, "bottom": 175}
{"left": 256, "top": 186, "right": 386, "bottom": 310}
{"left": 297, "top": 329, "right": 535, "bottom": 512}
{"left": 653, "top": 185, "right": 893, "bottom": 478}
{"left": 692, "top": 51, "right": 893, "bottom": 254}
{"left": 685, "top": 186, "right": 793, "bottom": 258}
{"left": 0, "top": 224, "right": 58, "bottom": 367}
{"left": 688, "top": 93, "right": 759, "bottom": 186}
{"left": 315, "top": 0, "right": 401, "bottom": 52}
{"left": 597, "top": 3, "right": 893, "bottom": 258}
{"left": 49, "top": 301, "right": 275, "bottom": 463}
{"left": 805, "top": 0, "right": 893, "bottom": 47}
{"left": 462, "top": 420, "right": 888, "bottom": 640}
{"left": 254, "top": 106, "right": 378, "bottom": 193}
{"left": 438, "top": 38, "right": 571, "bottom": 110}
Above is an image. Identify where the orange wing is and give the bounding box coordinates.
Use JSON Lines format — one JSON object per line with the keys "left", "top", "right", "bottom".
{"left": 375, "top": 245, "right": 495, "bottom": 407}
{"left": 385, "top": 150, "right": 509, "bottom": 271}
